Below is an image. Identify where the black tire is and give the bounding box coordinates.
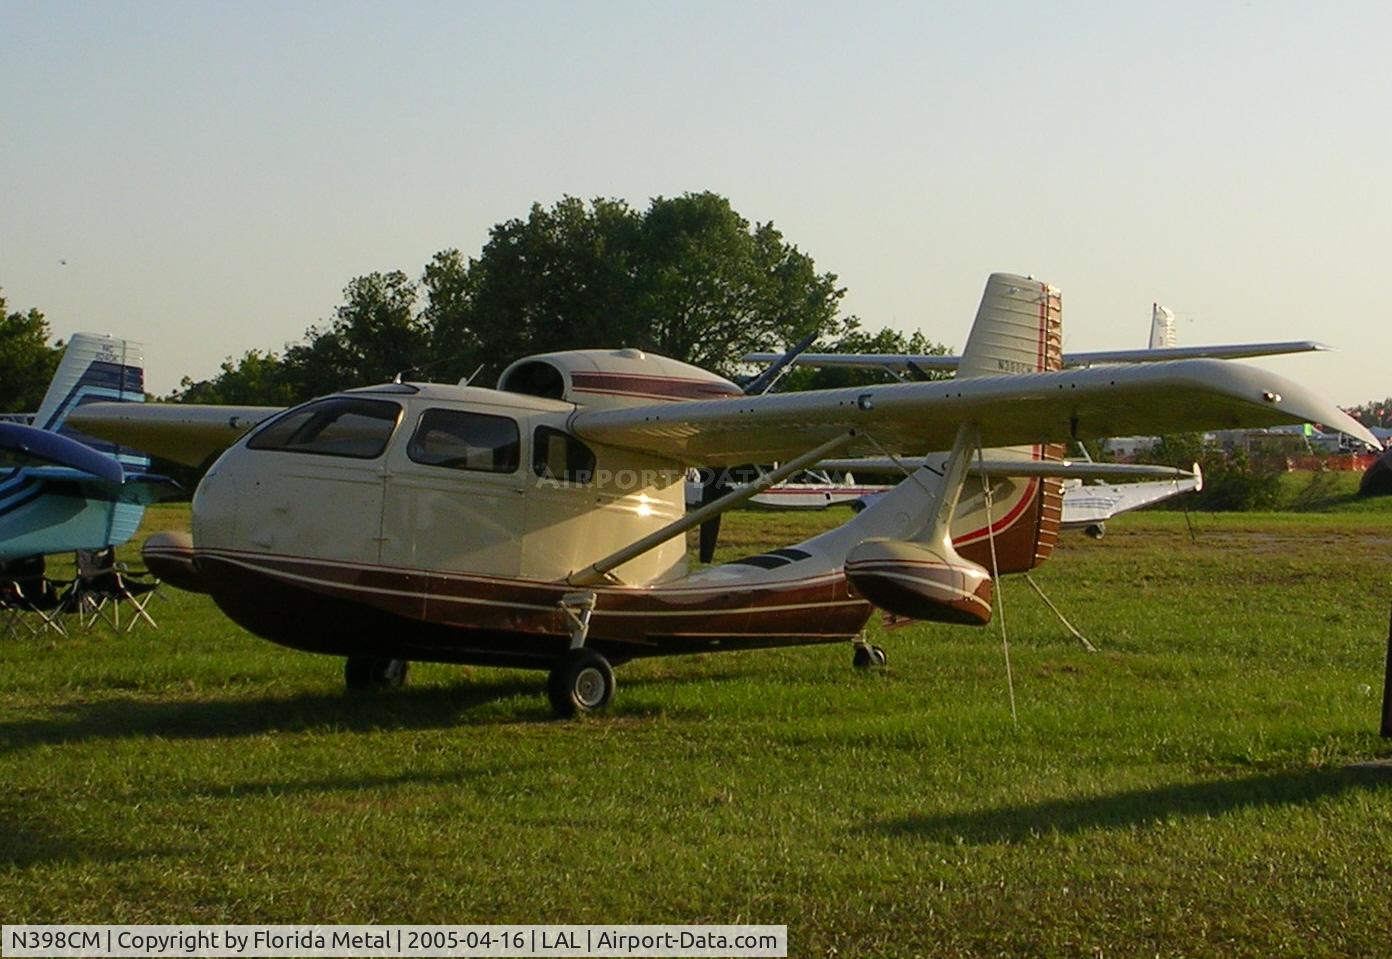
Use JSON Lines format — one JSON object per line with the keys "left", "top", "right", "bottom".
{"left": 344, "top": 656, "right": 409, "bottom": 690}
{"left": 853, "top": 644, "right": 888, "bottom": 669}
{"left": 1085, "top": 523, "right": 1106, "bottom": 540}
{"left": 547, "top": 648, "right": 615, "bottom": 718}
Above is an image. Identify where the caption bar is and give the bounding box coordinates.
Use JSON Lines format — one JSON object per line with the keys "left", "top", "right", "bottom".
{"left": 2, "top": 925, "right": 787, "bottom": 958}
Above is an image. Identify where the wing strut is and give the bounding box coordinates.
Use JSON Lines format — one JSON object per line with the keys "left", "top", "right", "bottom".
{"left": 567, "top": 431, "right": 856, "bottom": 587}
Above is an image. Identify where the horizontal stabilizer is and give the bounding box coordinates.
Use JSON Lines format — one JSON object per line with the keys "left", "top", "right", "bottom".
{"left": 0, "top": 422, "right": 125, "bottom": 484}
{"left": 820, "top": 457, "right": 1198, "bottom": 482}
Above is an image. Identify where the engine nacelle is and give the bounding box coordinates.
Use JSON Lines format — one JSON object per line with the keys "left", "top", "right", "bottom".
{"left": 845, "top": 538, "right": 993, "bottom": 626}
{"left": 497, "top": 349, "right": 741, "bottom": 411}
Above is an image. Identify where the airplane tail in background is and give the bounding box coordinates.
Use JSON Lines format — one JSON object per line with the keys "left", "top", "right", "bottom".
{"left": 34, "top": 334, "right": 149, "bottom": 473}
{"left": 1149, "top": 303, "right": 1177, "bottom": 349}
{"left": 0, "top": 334, "right": 158, "bottom": 562}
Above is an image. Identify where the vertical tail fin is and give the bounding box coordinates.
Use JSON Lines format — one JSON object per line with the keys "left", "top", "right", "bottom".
{"left": 817, "top": 274, "right": 1067, "bottom": 595}
{"left": 957, "top": 273, "right": 1063, "bottom": 379}
{"left": 34, "top": 334, "right": 148, "bottom": 471}
{"left": 1149, "top": 303, "right": 1177, "bottom": 349}
{"left": 949, "top": 275, "right": 1065, "bottom": 573}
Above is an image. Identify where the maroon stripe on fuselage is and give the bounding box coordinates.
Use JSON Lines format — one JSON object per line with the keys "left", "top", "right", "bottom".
{"left": 569, "top": 371, "right": 741, "bottom": 402}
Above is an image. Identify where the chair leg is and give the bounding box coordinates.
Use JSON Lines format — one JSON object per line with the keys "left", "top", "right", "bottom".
{"left": 122, "top": 590, "right": 160, "bottom": 632}
{"left": 34, "top": 608, "right": 67, "bottom": 637}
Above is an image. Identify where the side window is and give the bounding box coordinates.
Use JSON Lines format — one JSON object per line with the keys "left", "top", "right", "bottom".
{"left": 408, "top": 409, "right": 520, "bottom": 474}
{"left": 247, "top": 397, "right": 401, "bottom": 459}
{"left": 532, "top": 426, "right": 596, "bottom": 484}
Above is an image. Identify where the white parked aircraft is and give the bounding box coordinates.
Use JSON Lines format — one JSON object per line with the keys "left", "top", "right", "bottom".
{"left": 69, "top": 274, "right": 1376, "bottom": 716}
{"left": 823, "top": 456, "right": 1204, "bottom": 538}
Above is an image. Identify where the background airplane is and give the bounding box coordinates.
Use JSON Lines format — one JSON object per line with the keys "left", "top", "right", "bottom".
{"left": 742, "top": 302, "right": 1330, "bottom": 377}
{"left": 822, "top": 456, "right": 1204, "bottom": 538}
{"left": 0, "top": 334, "right": 178, "bottom": 562}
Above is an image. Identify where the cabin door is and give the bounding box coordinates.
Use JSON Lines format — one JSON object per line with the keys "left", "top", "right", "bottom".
{"left": 379, "top": 407, "right": 526, "bottom": 578}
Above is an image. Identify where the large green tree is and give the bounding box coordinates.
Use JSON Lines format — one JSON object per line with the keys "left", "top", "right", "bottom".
{"left": 282, "top": 271, "right": 429, "bottom": 398}
{"left": 427, "top": 193, "right": 848, "bottom": 383}
{"left": 172, "top": 349, "right": 295, "bottom": 406}
{"left": 173, "top": 193, "right": 882, "bottom": 403}
{"left": 0, "top": 289, "right": 63, "bottom": 412}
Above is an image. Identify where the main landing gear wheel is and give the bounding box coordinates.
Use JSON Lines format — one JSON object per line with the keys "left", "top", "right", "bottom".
{"left": 344, "top": 656, "right": 409, "bottom": 690}
{"left": 853, "top": 644, "right": 888, "bottom": 669}
{"left": 547, "top": 648, "right": 615, "bottom": 718}
{"left": 1085, "top": 523, "right": 1106, "bottom": 540}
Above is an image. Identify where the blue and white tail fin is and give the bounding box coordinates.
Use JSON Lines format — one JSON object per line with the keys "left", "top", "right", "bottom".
{"left": 34, "top": 334, "right": 148, "bottom": 472}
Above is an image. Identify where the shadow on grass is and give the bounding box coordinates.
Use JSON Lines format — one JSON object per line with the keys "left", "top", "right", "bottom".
{"left": 0, "top": 802, "right": 189, "bottom": 868}
{"left": 877, "top": 765, "right": 1392, "bottom": 844}
{"left": 0, "top": 678, "right": 550, "bottom": 752}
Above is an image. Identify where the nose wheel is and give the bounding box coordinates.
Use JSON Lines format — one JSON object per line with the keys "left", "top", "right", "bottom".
{"left": 548, "top": 648, "right": 616, "bottom": 717}
{"left": 852, "top": 643, "right": 888, "bottom": 669}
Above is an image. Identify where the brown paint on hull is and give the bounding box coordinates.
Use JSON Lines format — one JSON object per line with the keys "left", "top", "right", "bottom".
{"left": 194, "top": 549, "right": 873, "bottom": 668}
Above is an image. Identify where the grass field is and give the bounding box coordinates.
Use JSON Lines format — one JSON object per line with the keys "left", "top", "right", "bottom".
{"left": 3, "top": 496, "right": 1392, "bottom": 957}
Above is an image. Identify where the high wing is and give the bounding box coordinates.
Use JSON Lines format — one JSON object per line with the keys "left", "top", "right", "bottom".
{"left": 742, "top": 341, "right": 1329, "bottom": 374}
{"left": 67, "top": 403, "right": 281, "bottom": 467}
{"left": 570, "top": 359, "right": 1377, "bottom": 465}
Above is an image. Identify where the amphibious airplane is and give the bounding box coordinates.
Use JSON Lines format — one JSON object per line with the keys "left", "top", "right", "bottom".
{"left": 1, "top": 334, "right": 178, "bottom": 563}
{"left": 70, "top": 274, "right": 1377, "bottom": 717}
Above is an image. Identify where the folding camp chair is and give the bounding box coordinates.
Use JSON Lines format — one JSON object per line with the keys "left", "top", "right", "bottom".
{"left": 66, "top": 548, "right": 160, "bottom": 633}
{"left": 0, "top": 556, "right": 69, "bottom": 637}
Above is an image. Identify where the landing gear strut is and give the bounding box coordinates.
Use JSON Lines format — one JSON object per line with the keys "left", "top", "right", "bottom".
{"left": 345, "top": 656, "right": 409, "bottom": 689}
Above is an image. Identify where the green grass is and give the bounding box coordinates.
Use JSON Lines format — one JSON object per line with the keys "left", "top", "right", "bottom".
{"left": 3, "top": 503, "right": 1391, "bottom": 957}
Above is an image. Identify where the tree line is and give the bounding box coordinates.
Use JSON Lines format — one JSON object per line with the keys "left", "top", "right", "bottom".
{"left": 3, "top": 193, "right": 948, "bottom": 414}
{"left": 170, "top": 192, "right": 946, "bottom": 407}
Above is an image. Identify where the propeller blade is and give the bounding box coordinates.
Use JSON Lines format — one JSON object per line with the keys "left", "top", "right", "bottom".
{"left": 697, "top": 469, "right": 733, "bottom": 563}
{"left": 699, "top": 514, "right": 723, "bottom": 564}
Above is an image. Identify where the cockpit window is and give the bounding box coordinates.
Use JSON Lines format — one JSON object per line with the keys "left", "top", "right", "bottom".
{"left": 247, "top": 397, "right": 401, "bottom": 459}
{"left": 532, "top": 426, "right": 595, "bottom": 485}
{"left": 408, "top": 409, "right": 520, "bottom": 474}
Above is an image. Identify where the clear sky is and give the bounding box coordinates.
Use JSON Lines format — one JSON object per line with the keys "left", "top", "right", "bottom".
{"left": 3, "top": 1, "right": 1389, "bottom": 402}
